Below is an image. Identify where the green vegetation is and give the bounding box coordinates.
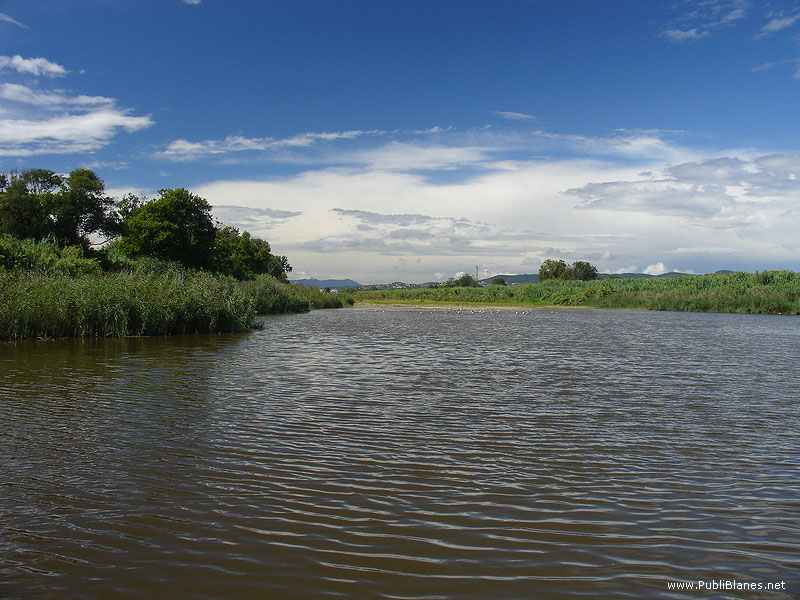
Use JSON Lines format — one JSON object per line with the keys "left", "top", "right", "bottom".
{"left": 441, "top": 273, "right": 480, "bottom": 287}
{"left": 0, "top": 168, "right": 117, "bottom": 248}
{"left": 539, "top": 259, "right": 598, "bottom": 281}
{"left": 354, "top": 272, "right": 800, "bottom": 315}
{"left": 0, "top": 238, "right": 353, "bottom": 340}
{"left": 0, "top": 168, "right": 352, "bottom": 340}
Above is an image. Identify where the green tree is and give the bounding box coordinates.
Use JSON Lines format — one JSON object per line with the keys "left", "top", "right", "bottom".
{"left": 265, "top": 253, "right": 292, "bottom": 282}
{"left": 492, "top": 276, "right": 507, "bottom": 286}
{"left": 116, "top": 192, "right": 143, "bottom": 221}
{"left": 442, "top": 273, "right": 480, "bottom": 287}
{"left": 212, "top": 225, "right": 292, "bottom": 281}
{"left": 119, "top": 188, "right": 216, "bottom": 269}
{"left": 0, "top": 174, "right": 51, "bottom": 240}
{"left": 569, "top": 260, "right": 598, "bottom": 281}
{"left": 538, "top": 259, "right": 568, "bottom": 281}
{"left": 48, "top": 168, "right": 117, "bottom": 248}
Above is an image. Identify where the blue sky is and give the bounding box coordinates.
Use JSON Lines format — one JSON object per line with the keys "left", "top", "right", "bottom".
{"left": 1, "top": 0, "right": 799, "bottom": 283}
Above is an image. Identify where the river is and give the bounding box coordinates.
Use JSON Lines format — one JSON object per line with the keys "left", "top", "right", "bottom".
{"left": 1, "top": 307, "right": 798, "bottom": 599}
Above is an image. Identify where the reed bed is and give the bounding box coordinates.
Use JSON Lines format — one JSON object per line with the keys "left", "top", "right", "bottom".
{"left": 355, "top": 271, "right": 800, "bottom": 315}
{"left": 0, "top": 269, "right": 254, "bottom": 340}
{"left": 0, "top": 266, "right": 353, "bottom": 341}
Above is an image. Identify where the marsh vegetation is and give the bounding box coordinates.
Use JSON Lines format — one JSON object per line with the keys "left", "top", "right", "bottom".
{"left": 355, "top": 271, "right": 800, "bottom": 315}
{"left": 0, "top": 169, "right": 351, "bottom": 340}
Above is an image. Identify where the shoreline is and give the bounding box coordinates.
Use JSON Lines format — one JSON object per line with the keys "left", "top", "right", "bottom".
{"left": 353, "top": 299, "right": 599, "bottom": 310}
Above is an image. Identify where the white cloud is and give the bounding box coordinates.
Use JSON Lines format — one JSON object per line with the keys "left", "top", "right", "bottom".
{"left": 663, "top": 0, "right": 749, "bottom": 42}
{"left": 349, "top": 142, "right": 490, "bottom": 171}
{"left": 0, "top": 54, "right": 153, "bottom": 157}
{"left": 0, "top": 83, "right": 113, "bottom": 107}
{"left": 668, "top": 246, "right": 741, "bottom": 254}
{"left": 158, "top": 130, "right": 378, "bottom": 161}
{"left": 183, "top": 0, "right": 201, "bottom": 4}
{"left": 761, "top": 14, "right": 800, "bottom": 34}
{"left": 644, "top": 262, "right": 670, "bottom": 275}
{"left": 0, "top": 13, "right": 27, "bottom": 28}
{"left": 494, "top": 111, "right": 537, "bottom": 121}
{"left": 0, "top": 55, "right": 67, "bottom": 77}
{"left": 664, "top": 28, "right": 709, "bottom": 42}
{"left": 275, "top": 130, "right": 377, "bottom": 148}
{"left": 752, "top": 60, "right": 778, "bottom": 72}
{"left": 160, "top": 136, "right": 270, "bottom": 160}
{"left": 0, "top": 110, "right": 154, "bottom": 156}
{"left": 602, "top": 266, "right": 638, "bottom": 275}
{"left": 179, "top": 127, "right": 800, "bottom": 282}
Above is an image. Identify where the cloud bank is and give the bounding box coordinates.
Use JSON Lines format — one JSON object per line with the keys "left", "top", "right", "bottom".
{"left": 187, "top": 125, "right": 800, "bottom": 282}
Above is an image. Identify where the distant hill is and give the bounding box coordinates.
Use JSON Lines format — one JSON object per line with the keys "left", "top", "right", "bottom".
{"left": 298, "top": 270, "right": 732, "bottom": 290}
{"left": 602, "top": 271, "right": 697, "bottom": 279}
{"left": 292, "top": 278, "right": 362, "bottom": 288}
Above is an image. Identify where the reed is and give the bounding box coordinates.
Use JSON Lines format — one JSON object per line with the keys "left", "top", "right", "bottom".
{"left": 0, "top": 262, "right": 353, "bottom": 341}
{"left": 0, "top": 268, "right": 255, "bottom": 340}
{"left": 354, "top": 272, "right": 800, "bottom": 315}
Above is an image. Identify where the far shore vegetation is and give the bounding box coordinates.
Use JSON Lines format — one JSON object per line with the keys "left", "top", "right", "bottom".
{"left": 354, "top": 270, "right": 800, "bottom": 315}
{"left": 0, "top": 168, "right": 351, "bottom": 341}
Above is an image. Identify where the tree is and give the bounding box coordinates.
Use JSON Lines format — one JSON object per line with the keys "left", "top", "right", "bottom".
{"left": 442, "top": 273, "right": 480, "bottom": 287}
{"left": 0, "top": 168, "right": 117, "bottom": 248}
{"left": 48, "top": 168, "right": 117, "bottom": 248}
{"left": 568, "top": 260, "right": 598, "bottom": 281}
{"left": 0, "top": 175, "right": 50, "bottom": 240}
{"left": 116, "top": 192, "right": 143, "bottom": 221}
{"left": 119, "top": 188, "right": 216, "bottom": 269}
{"left": 492, "top": 276, "right": 507, "bottom": 286}
{"left": 539, "top": 258, "right": 599, "bottom": 281}
{"left": 538, "top": 259, "right": 568, "bottom": 281}
{"left": 212, "top": 225, "right": 292, "bottom": 281}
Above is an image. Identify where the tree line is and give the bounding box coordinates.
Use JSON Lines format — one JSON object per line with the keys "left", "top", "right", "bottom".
{"left": 0, "top": 168, "right": 291, "bottom": 281}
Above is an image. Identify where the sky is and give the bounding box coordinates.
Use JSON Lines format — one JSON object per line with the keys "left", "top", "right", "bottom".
{"left": 1, "top": 0, "right": 799, "bottom": 283}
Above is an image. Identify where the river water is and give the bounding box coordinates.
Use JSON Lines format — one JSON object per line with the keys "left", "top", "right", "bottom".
{"left": 1, "top": 307, "right": 799, "bottom": 599}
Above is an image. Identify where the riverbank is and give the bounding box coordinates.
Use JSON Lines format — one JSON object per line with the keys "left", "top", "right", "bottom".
{"left": 0, "top": 269, "right": 353, "bottom": 341}
{"left": 353, "top": 271, "right": 800, "bottom": 315}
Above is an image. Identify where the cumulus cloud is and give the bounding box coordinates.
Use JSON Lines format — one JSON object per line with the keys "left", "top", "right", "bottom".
{"left": 568, "top": 153, "right": 800, "bottom": 223}
{"left": 0, "top": 55, "right": 66, "bottom": 77}
{"left": 644, "top": 262, "right": 670, "bottom": 276}
{"left": 189, "top": 129, "right": 800, "bottom": 282}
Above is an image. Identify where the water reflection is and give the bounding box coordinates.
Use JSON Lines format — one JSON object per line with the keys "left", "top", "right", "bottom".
{"left": 1, "top": 309, "right": 799, "bottom": 599}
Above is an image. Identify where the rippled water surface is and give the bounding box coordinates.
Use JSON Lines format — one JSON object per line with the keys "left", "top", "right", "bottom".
{"left": 1, "top": 307, "right": 799, "bottom": 599}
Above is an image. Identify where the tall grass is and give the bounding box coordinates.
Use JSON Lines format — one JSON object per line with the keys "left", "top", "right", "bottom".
{"left": 0, "top": 268, "right": 255, "bottom": 340}
{"left": 355, "top": 272, "right": 800, "bottom": 315}
{"left": 0, "top": 238, "right": 353, "bottom": 340}
{"left": 242, "top": 276, "right": 354, "bottom": 314}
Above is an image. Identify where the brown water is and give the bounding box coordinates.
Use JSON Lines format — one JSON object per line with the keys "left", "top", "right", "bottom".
{"left": 1, "top": 307, "right": 799, "bottom": 599}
